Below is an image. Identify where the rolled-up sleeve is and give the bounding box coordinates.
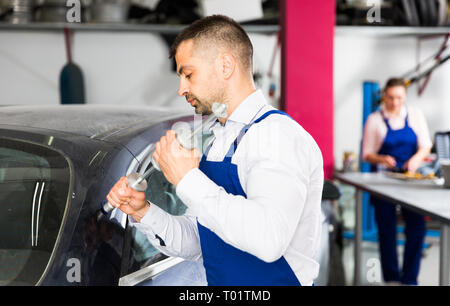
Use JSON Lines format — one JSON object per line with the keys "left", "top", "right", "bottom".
{"left": 128, "top": 204, "right": 202, "bottom": 261}
{"left": 362, "top": 113, "right": 382, "bottom": 160}
{"left": 414, "top": 109, "right": 432, "bottom": 149}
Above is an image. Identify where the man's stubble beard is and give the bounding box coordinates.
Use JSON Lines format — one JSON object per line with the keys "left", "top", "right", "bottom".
{"left": 193, "top": 86, "right": 227, "bottom": 116}
{"left": 193, "top": 99, "right": 212, "bottom": 115}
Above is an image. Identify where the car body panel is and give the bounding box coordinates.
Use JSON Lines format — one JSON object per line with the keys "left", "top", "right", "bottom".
{"left": 0, "top": 105, "right": 195, "bottom": 285}
{"left": 0, "top": 105, "right": 190, "bottom": 139}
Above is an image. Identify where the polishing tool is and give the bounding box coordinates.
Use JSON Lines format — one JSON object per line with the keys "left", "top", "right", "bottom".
{"left": 99, "top": 102, "right": 228, "bottom": 218}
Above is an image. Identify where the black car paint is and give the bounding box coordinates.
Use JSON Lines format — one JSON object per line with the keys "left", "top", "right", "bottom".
{"left": 0, "top": 108, "right": 193, "bottom": 286}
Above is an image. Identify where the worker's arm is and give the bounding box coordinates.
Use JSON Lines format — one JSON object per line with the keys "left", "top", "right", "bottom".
{"left": 128, "top": 205, "right": 202, "bottom": 261}
{"left": 154, "top": 121, "right": 323, "bottom": 263}
{"left": 403, "top": 108, "right": 433, "bottom": 173}
{"left": 106, "top": 177, "right": 202, "bottom": 261}
{"left": 403, "top": 146, "right": 432, "bottom": 173}
{"left": 364, "top": 152, "right": 397, "bottom": 169}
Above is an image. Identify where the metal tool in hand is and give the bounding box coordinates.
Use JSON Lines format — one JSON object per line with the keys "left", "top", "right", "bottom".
{"left": 101, "top": 102, "right": 228, "bottom": 215}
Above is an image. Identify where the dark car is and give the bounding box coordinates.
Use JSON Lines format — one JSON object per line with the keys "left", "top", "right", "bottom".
{"left": 0, "top": 104, "right": 209, "bottom": 286}
{"left": 0, "top": 104, "right": 343, "bottom": 286}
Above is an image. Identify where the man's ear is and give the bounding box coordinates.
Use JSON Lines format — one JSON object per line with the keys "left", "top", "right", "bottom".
{"left": 221, "top": 53, "right": 236, "bottom": 80}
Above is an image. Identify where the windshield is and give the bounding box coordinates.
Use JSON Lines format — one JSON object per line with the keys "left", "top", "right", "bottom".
{"left": 0, "top": 138, "right": 71, "bottom": 285}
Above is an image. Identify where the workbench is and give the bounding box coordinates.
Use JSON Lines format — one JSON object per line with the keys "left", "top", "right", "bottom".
{"left": 334, "top": 171, "right": 450, "bottom": 286}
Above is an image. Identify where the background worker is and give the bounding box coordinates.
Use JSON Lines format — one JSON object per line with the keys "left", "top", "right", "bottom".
{"left": 362, "top": 77, "right": 432, "bottom": 285}
{"left": 107, "top": 15, "right": 324, "bottom": 286}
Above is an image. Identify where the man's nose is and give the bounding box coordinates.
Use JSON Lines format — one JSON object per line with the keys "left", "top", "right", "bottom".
{"left": 178, "top": 78, "right": 189, "bottom": 97}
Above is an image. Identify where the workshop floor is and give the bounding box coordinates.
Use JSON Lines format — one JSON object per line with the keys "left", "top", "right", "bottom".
{"left": 341, "top": 235, "right": 440, "bottom": 286}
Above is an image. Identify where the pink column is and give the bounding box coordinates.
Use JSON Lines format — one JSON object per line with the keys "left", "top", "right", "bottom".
{"left": 280, "top": 0, "right": 335, "bottom": 179}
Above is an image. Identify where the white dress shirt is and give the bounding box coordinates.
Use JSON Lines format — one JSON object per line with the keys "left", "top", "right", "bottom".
{"left": 362, "top": 104, "right": 432, "bottom": 159}
{"left": 130, "top": 89, "right": 324, "bottom": 286}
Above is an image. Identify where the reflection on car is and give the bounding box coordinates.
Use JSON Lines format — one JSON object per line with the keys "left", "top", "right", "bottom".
{"left": 0, "top": 105, "right": 207, "bottom": 286}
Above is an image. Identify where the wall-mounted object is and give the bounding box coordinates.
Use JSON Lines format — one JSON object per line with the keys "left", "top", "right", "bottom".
{"left": 60, "top": 28, "right": 86, "bottom": 104}
{"left": 6, "top": 0, "right": 34, "bottom": 24}
{"left": 91, "top": 0, "right": 130, "bottom": 23}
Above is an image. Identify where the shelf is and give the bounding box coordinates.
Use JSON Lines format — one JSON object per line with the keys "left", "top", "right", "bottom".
{"left": 0, "top": 22, "right": 280, "bottom": 34}
{"left": 2, "top": 22, "right": 446, "bottom": 37}
{"left": 335, "top": 26, "right": 450, "bottom": 37}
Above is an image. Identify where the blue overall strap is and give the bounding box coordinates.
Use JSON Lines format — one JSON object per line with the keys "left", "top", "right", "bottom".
{"left": 203, "top": 135, "right": 214, "bottom": 158}
{"left": 380, "top": 109, "right": 411, "bottom": 129}
{"left": 197, "top": 107, "right": 301, "bottom": 286}
{"left": 254, "top": 109, "right": 292, "bottom": 123}
{"left": 380, "top": 110, "right": 390, "bottom": 129}
{"left": 227, "top": 109, "right": 292, "bottom": 157}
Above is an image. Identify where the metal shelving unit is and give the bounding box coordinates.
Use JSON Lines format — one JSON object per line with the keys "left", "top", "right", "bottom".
{"left": 0, "top": 22, "right": 280, "bottom": 34}
{"left": 335, "top": 25, "right": 450, "bottom": 37}
{"left": 1, "top": 22, "right": 447, "bottom": 36}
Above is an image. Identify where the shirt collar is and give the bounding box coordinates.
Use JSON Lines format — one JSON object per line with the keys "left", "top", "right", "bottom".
{"left": 380, "top": 104, "right": 407, "bottom": 118}
{"left": 226, "top": 89, "right": 268, "bottom": 125}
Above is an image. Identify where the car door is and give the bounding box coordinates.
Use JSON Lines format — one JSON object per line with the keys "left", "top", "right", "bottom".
{"left": 117, "top": 127, "right": 213, "bottom": 286}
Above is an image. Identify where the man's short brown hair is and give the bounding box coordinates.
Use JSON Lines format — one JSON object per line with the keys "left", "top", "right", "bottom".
{"left": 169, "top": 15, "right": 253, "bottom": 72}
{"left": 384, "top": 77, "right": 406, "bottom": 90}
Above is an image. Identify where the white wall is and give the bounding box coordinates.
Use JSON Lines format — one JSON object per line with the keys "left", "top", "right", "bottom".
{"left": 2, "top": 29, "right": 449, "bottom": 171}
{"left": 334, "top": 33, "right": 450, "bottom": 170}
{"left": 0, "top": 30, "right": 280, "bottom": 111}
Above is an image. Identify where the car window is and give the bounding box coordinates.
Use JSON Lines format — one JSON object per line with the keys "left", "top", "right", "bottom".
{"left": 122, "top": 168, "right": 187, "bottom": 278}
{"left": 119, "top": 127, "right": 214, "bottom": 285}
{"left": 121, "top": 123, "right": 213, "bottom": 285}
{"left": 0, "top": 138, "right": 71, "bottom": 286}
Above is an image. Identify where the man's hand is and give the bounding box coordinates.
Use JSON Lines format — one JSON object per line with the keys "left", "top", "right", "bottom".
{"left": 153, "top": 130, "right": 200, "bottom": 186}
{"left": 106, "top": 176, "right": 149, "bottom": 222}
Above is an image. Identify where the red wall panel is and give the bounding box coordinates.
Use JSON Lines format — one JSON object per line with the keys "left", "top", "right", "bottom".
{"left": 280, "top": 0, "right": 335, "bottom": 179}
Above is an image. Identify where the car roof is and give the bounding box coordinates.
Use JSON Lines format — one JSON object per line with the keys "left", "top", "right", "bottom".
{"left": 0, "top": 104, "right": 192, "bottom": 139}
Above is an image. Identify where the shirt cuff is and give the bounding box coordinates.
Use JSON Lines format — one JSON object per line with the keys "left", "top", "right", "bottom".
{"left": 128, "top": 201, "right": 169, "bottom": 236}
{"left": 176, "top": 168, "right": 216, "bottom": 210}
{"left": 143, "top": 202, "right": 170, "bottom": 233}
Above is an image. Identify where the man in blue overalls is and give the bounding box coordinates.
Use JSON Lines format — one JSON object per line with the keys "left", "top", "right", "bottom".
{"left": 362, "top": 78, "right": 432, "bottom": 285}
{"left": 107, "top": 15, "right": 324, "bottom": 286}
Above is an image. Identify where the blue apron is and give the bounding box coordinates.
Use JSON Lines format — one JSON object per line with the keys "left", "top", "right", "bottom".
{"left": 372, "top": 110, "right": 425, "bottom": 285}
{"left": 197, "top": 110, "right": 301, "bottom": 286}
{"left": 377, "top": 112, "right": 418, "bottom": 169}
